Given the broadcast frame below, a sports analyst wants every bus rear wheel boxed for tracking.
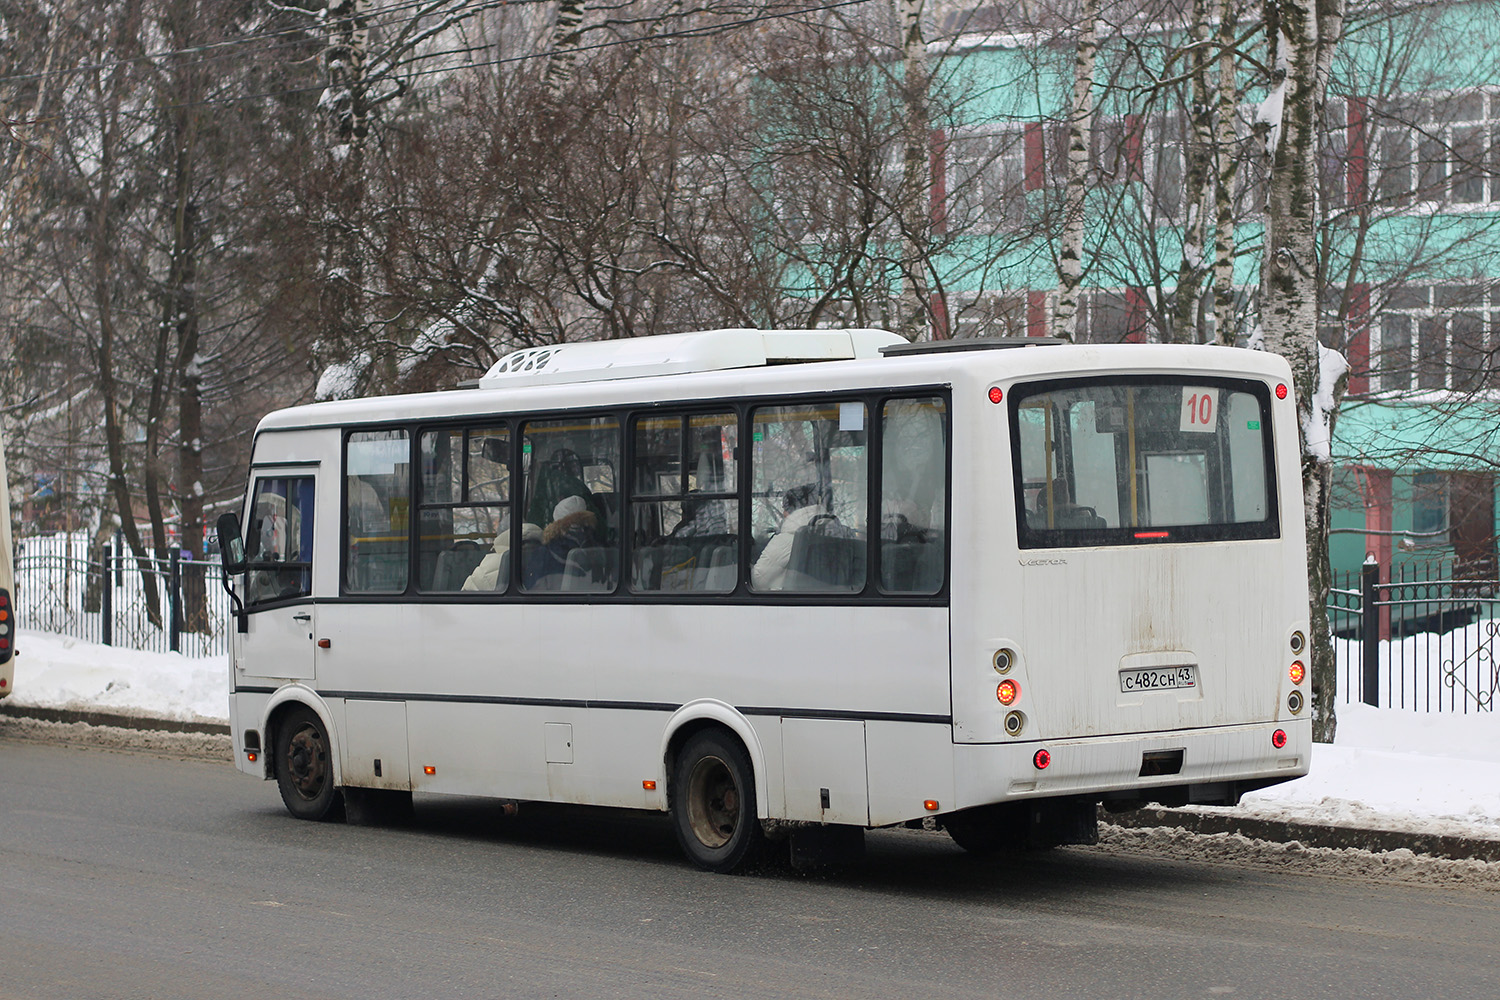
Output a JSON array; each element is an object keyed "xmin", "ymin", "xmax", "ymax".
[
  {"xmin": 275, "ymin": 705, "xmax": 344, "ymax": 822},
  {"xmin": 670, "ymin": 730, "xmax": 765, "ymax": 873}
]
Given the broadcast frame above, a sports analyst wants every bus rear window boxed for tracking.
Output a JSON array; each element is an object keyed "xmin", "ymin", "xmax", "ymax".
[{"xmin": 1010, "ymin": 377, "xmax": 1277, "ymax": 547}]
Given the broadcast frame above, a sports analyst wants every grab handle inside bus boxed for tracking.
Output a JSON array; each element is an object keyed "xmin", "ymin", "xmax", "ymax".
[{"xmin": 216, "ymin": 512, "xmax": 249, "ymax": 633}]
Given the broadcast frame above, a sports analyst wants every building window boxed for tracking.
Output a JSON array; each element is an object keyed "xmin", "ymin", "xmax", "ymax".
[
  {"xmin": 1373, "ymin": 89, "xmax": 1497, "ymax": 208},
  {"xmin": 1375, "ymin": 285, "xmax": 1497, "ymax": 392},
  {"xmin": 950, "ymin": 291, "xmax": 1027, "ymax": 338},
  {"xmin": 948, "ymin": 126, "xmax": 1029, "ymax": 227},
  {"xmin": 1411, "ymin": 471, "xmax": 1449, "ymax": 541}
]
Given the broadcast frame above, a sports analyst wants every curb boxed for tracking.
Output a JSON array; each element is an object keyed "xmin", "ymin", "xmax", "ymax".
[
  {"xmin": 1110, "ymin": 806, "xmax": 1500, "ymax": 864},
  {"xmin": 0, "ymin": 702, "xmax": 230, "ymax": 736}
]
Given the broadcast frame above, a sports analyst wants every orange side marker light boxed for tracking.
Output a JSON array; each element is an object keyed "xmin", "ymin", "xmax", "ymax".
[
  {"xmin": 423, "ymin": 765, "xmax": 437, "ymax": 775},
  {"xmin": 643, "ymin": 780, "xmax": 657, "ymax": 791}
]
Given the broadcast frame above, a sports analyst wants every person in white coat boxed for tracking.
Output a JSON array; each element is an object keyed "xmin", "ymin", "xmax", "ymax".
[
  {"xmin": 462, "ymin": 515, "xmax": 543, "ymax": 591},
  {"xmin": 751, "ymin": 485, "xmax": 826, "ymax": 591}
]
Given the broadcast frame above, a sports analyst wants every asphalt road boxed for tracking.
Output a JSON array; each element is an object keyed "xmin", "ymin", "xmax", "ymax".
[{"xmin": 2, "ymin": 733, "xmax": 1497, "ymax": 1000}]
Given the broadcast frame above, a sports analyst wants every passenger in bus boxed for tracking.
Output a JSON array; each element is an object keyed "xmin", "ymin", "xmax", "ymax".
[
  {"xmin": 751, "ymin": 484, "xmax": 827, "ymax": 591},
  {"xmin": 524, "ymin": 495, "xmax": 601, "ymax": 588},
  {"xmin": 669, "ymin": 492, "xmax": 730, "ymax": 538},
  {"xmin": 461, "ymin": 514, "xmax": 543, "ymax": 591}
]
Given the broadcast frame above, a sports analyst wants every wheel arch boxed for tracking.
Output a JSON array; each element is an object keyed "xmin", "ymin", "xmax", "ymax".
[
  {"xmin": 659, "ymin": 700, "xmax": 770, "ymax": 819},
  {"xmin": 260, "ymin": 685, "xmax": 343, "ymax": 786}
]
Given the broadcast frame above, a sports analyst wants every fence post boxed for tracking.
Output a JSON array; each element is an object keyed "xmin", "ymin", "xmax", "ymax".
[
  {"xmin": 101, "ymin": 541, "xmax": 114, "ymax": 647},
  {"xmin": 113, "ymin": 530, "xmax": 124, "ymax": 586},
  {"xmin": 1361, "ymin": 558, "xmax": 1380, "ymax": 707},
  {"xmin": 168, "ymin": 548, "xmax": 181, "ymax": 654}
]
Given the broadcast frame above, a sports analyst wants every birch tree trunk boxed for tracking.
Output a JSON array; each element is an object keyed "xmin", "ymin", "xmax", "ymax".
[
  {"xmin": 1052, "ymin": 0, "xmax": 1100, "ymax": 343},
  {"xmin": 543, "ymin": 0, "xmax": 589, "ymax": 100},
  {"xmin": 1171, "ymin": 0, "xmax": 1214, "ymax": 343},
  {"xmin": 1212, "ymin": 0, "xmax": 1241, "ymax": 345},
  {"xmin": 1257, "ymin": 0, "xmax": 1347, "ymax": 742},
  {"xmin": 893, "ymin": 0, "xmax": 933, "ymax": 340}
]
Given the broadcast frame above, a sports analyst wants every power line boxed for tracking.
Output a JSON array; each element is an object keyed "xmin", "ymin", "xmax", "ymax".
[
  {"xmin": 6, "ymin": 1, "xmax": 873, "ymax": 123},
  {"xmin": 167, "ymin": 0, "xmax": 877, "ymax": 113},
  {"xmin": 0, "ymin": 0, "xmax": 837, "ymax": 89}
]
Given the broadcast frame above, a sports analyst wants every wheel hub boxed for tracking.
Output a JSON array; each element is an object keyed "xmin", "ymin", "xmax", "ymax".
[
  {"xmin": 686, "ymin": 755, "xmax": 738, "ymax": 849},
  {"xmin": 286, "ymin": 725, "xmax": 327, "ymax": 799}
]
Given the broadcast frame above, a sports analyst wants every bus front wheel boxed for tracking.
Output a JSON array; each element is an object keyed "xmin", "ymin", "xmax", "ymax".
[
  {"xmin": 275, "ymin": 705, "xmax": 345, "ymax": 822},
  {"xmin": 670, "ymin": 730, "xmax": 765, "ymax": 873}
]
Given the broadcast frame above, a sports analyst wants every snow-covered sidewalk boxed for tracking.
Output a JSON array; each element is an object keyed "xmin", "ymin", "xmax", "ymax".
[{"xmin": 5, "ymin": 628, "xmax": 1498, "ymax": 844}]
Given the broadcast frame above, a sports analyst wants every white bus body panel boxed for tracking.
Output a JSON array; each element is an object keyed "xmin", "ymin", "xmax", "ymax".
[
  {"xmin": 312, "ymin": 601, "xmax": 950, "ymax": 822},
  {"xmin": 945, "ymin": 348, "xmax": 1309, "ymax": 760}
]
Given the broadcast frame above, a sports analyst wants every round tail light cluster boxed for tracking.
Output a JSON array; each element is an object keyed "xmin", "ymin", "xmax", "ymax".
[
  {"xmin": 997, "ymin": 679, "xmax": 1020, "ymax": 706},
  {"xmin": 1289, "ymin": 660, "xmax": 1306, "ymax": 685},
  {"xmin": 1287, "ymin": 691, "xmax": 1304, "ymax": 714},
  {"xmin": 1032, "ymin": 748, "xmax": 1051, "ymax": 770},
  {"xmin": 1004, "ymin": 710, "xmax": 1025, "ymax": 736},
  {"xmin": 1272, "ymin": 729, "xmax": 1288, "ymax": 749}
]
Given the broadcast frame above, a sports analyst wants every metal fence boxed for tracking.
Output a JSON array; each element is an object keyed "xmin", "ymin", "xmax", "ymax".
[
  {"xmin": 14, "ymin": 534, "xmax": 229, "ymax": 657},
  {"xmin": 1330, "ymin": 556, "xmax": 1498, "ymax": 713}
]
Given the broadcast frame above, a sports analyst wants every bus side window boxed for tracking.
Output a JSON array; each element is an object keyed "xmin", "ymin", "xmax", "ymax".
[
  {"xmin": 246, "ymin": 476, "xmax": 314, "ymax": 605},
  {"xmin": 418, "ymin": 426, "xmax": 512, "ymax": 592},
  {"xmin": 346, "ymin": 430, "xmax": 410, "ymax": 593},
  {"xmin": 630, "ymin": 412, "xmax": 738, "ymax": 594},
  {"xmin": 880, "ymin": 397, "xmax": 946, "ymax": 594},
  {"xmin": 750, "ymin": 401, "xmax": 868, "ymax": 593},
  {"xmin": 521, "ymin": 416, "xmax": 620, "ymax": 593}
]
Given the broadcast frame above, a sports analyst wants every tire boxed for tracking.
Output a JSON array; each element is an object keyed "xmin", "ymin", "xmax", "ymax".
[
  {"xmin": 943, "ymin": 804, "xmax": 1026, "ymax": 856},
  {"xmin": 275, "ymin": 705, "xmax": 344, "ymax": 822},
  {"xmin": 670, "ymin": 729, "xmax": 765, "ymax": 873}
]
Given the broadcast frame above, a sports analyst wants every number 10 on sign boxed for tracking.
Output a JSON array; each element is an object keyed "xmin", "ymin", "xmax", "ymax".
[{"xmin": 1179, "ymin": 386, "xmax": 1218, "ymax": 432}]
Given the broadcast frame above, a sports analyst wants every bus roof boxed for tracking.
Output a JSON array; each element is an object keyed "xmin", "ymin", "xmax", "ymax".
[
  {"xmin": 256, "ymin": 338, "xmax": 1291, "ymax": 434},
  {"xmin": 475, "ymin": 328, "xmax": 905, "ymax": 389}
]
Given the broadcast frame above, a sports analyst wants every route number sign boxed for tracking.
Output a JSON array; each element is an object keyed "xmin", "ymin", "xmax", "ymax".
[{"xmin": 1179, "ymin": 387, "xmax": 1219, "ymax": 433}]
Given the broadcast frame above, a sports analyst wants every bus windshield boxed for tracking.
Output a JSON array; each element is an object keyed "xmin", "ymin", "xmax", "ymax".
[{"xmin": 1011, "ymin": 376, "xmax": 1277, "ymax": 547}]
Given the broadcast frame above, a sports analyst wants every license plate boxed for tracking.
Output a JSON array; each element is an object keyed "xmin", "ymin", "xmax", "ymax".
[{"xmin": 1119, "ymin": 665, "xmax": 1197, "ymax": 693}]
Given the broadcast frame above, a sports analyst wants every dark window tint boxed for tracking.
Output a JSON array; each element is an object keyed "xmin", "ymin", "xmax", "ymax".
[
  {"xmin": 630, "ymin": 413, "xmax": 738, "ymax": 594},
  {"xmin": 247, "ymin": 476, "xmax": 314, "ymax": 605},
  {"xmin": 345, "ymin": 430, "xmax": 410, "ymax": 593},
  {"xmin": 521, "ymin": 416, "xmax": 620, "ymax": 593},
  {"xmin": 418, "ymin": 426, "xmax": 512, "ymax": 592},
  {"xmin": 1013, "ymin": 378, "xmax": 1276, "ymax": 548}
]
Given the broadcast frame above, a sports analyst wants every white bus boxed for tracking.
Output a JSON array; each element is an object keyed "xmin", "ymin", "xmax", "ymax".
[
  {"xmin": 218, "ymin": 329, "xmax": 1311, "ymax": 871},
  {"xmin": 0, "ymin": 422, "xmax": 13, "ymax": 696}
]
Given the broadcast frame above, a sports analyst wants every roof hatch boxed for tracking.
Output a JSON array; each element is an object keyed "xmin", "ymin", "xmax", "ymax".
[{"xmin": 476, "ymin": 328, "xmax": 906, "ymax": 388}]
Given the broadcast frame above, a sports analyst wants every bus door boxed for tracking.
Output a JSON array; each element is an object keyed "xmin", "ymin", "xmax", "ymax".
[{"xmin": 238, "ymin": 470, "xmax": 319, "ymax": 683}]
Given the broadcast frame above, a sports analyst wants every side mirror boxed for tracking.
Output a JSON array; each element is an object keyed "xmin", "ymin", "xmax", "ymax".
[{"xmin": 217, "ymin": 512, "xmax": 247, "ymax": 574}]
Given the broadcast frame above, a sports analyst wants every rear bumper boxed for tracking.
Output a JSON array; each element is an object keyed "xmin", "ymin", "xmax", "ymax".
[{"xmin": 952, "ymin": 718, "xmax": 1311, "ymax": 809}]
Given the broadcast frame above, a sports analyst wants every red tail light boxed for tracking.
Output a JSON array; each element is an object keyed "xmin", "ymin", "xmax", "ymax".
[
  {"xmin": 1033, "ymin": 748, "xmax": 1051, "ymax": 769},
  {"xmin": 1272, "ymin": 729, "xmax": 1288, "ymax": 749},
  {"xmin": 0, "ymin": 589, "xmax": 11, "ymax": 662}
]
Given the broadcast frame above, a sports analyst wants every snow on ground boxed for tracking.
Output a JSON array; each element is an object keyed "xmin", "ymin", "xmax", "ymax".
[
  {"xmin": 6, "ymin": 628, "xmax": 1499, "ymax": 843},
  {"xmin": 7, "ymin": 629, "xmax": 226, "ymax": 723}
]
